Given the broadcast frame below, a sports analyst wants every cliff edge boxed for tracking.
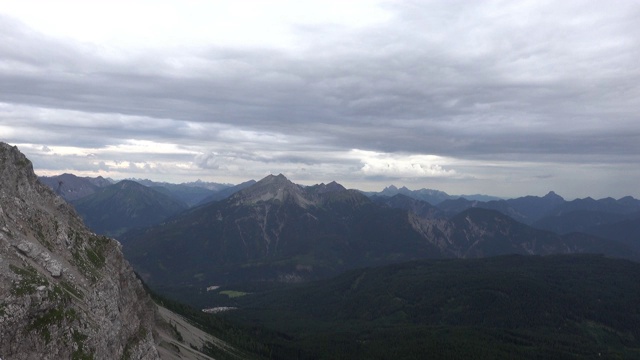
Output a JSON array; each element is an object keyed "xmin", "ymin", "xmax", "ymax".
[{"xmin": 0, "ymin": 143, "xmax": 159, "ymax": 359}]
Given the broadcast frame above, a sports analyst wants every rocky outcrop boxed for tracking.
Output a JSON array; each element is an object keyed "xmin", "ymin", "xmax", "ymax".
[{"xmin": 0, "ymin": 143, "xmax": 159, "ymax": 359}]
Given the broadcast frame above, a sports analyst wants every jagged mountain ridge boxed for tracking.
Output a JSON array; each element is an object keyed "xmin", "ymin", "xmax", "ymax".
[
  {"xmin": 366, "ymin": 185, "xmax": 503, "ymax": 204},
  {"xmin": 0, "ymin": 143, "xmax": 160, "ymax": 359},
  {"xmin": 121, "ymin": 174, "xmax": 631, "ymax": 295},
  {"xmin": 376, "ymin": 185, "xmax": 452, "ymax": 204},
  {"xmin": 71, "ymin": 180, "xmax": 189, "ymax": 237}
]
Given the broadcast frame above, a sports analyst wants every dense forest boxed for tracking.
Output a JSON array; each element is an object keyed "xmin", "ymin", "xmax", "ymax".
[{"xmin": 148, "ymin": 254, "xmax": 640, "ymax": 359}]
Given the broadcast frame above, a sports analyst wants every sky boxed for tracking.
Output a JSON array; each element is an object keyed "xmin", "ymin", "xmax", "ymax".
[{"xmin": 1, "ymin": 0, "xmax": 639, "ymax": 199}]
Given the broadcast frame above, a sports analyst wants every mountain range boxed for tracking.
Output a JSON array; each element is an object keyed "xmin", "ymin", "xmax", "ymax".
[
  {"xmin": 42, "ymin": 172, "xmax": 640, "ymax": 255},
  {"xmin": 40, "ymin": 174, "xmax": 233, "ymax": 207},
  {"xmin": 365, "ymin": 184, "xmax": 503, "ymax": 204},
  {"xmin": 433, "ymin": 193, "xmax": 640, "ymax": 251},
  {"xmin": 129, "ymin": 178, "xmax": 231, "ymax": 206},
  {"xmin": 39, "ymin": 175, "xmax": 258, "ymax": 237},
  {"xmin": 39, "ymin": 172, "xmax": 640, "ymax": 288},
  {"xmin": 119, "ymin": 174, "xmax": 636, "ymax": 302}
]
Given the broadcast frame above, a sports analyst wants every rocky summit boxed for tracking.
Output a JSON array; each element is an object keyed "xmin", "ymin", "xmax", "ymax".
[{"xmin": 0, "ymin": 143, "xmax": 159, "ymax": 359}]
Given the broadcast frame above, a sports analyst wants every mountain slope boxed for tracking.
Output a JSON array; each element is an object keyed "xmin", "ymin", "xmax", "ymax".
[
  {"xmin": 531, "ymin": 197, "xmax": 640, "ymax": 236},
  {"xmin": 196, "ymin": 180, "xmax": 257, "ymax": 206},
  {"xmin": 0, "ymin": 143, "xmax": 160, "ymax": 359},
  {"xmin": 585, "ymin": 214, "xmax": 640, "ymax": 251},
  {"xmin": 505, "ymin": 191, "xmax": 566, "ymax": 222},
  {"xmin": 444, "ymin": 208, "xmax": 630, "ymax": 258},
  {"xmin": 533, "ymin": 210, "xmax": 636, "ymax": 235},
  {"xmin": 373, "ymin": 193, "xmax": 444, "ymax": 219},
  {"xmin": 437, "ymin": 191, "xmax": 566, "ymax": 225},
  {"xmin": 39, "ymin": 173, "xmax": 112, "ymax": 201},
  {"xmin": 72, "ymin": 180, "xmax": 188, "ymax": 237}
]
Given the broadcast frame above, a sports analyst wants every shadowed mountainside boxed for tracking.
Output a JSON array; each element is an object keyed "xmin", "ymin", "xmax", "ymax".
[
  {"xmin": 72, "ymin": 180, "xmax": 189, "ymax": 237},
  {"xmin": 39, "ymin": 173, "xmax": 112, "ymax": 202}
]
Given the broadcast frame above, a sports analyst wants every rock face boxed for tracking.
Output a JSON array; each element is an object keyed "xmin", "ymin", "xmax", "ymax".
[{"xmin": 0, "ymin": 143, "xmax": 159, "ymax": 359}]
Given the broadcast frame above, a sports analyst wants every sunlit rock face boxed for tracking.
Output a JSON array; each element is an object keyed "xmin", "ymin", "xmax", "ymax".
[{"xmin": 0, "ymin": 142, "xmax": 159, "ymax": 360}]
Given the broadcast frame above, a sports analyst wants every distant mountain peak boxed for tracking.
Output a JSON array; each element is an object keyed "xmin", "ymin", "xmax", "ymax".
[
  {"xmin": 313, "ymin": 181, "xmax": 347, "ymax": 194},
  {"xmin": 544, "ymin": 191, "xmax": 563, "ymax": 199},
  {"xmin": 260, "ymin": 173, "xmax": 289, "ymax": 183},
  {"xmin": 117, "ymin": 179, "xmax": 143, "ymax": 188},
  {"xmin": 253, "ymin": 173, "xmax": 296, "ymax": 189},
  {"xmin": 385, "ymin": 185, "xmax": 399, "ymax": 191},
  {"xmin": 233, "ymin": 174, "xmax": 313, "ymax": 207}
]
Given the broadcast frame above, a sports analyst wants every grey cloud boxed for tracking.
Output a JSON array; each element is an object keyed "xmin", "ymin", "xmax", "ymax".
[
  {"xmin": 193, "ymin": 152, "xmax": 226, "ymax": 170},
  {"xmin": 2, "ymin": 2, "xmax": 640, "ymax": 198},
  {"xmin": 194, "ymin": 149, "xmax": 356, "ymax": 170}
]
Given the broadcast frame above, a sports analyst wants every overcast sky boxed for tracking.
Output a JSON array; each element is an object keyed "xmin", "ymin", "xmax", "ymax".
[{"xmin": 1, "ymin": 0, "xmax": 639, "ymax": 199}]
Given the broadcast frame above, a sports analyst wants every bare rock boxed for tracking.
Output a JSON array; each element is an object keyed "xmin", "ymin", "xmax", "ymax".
[{"xmin": 0, "ymin": 142, "xmax": 160, "ymax": 359}]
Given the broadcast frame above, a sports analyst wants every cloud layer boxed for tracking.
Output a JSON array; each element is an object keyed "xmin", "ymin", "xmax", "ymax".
[{"xmin": 1, "ymin": 0, "xmax": 639, "ymax": 198}]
